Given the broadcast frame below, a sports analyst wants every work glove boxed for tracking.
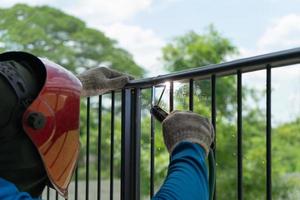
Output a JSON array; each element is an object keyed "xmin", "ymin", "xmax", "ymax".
[
  {"xmin": 162, "ymin": 111, "xmax": 214, "ymax": 155},
  {"xmin": 77, "ymin": 67, "xmax": 134, "ymax": 97}
]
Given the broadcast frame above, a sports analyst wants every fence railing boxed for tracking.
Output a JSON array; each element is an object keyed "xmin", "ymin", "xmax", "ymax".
[{"xmin": 43, "ymin": 47, "xmax": 300, "ymax": 200}]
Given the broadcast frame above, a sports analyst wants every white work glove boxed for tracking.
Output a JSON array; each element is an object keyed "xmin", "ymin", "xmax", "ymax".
[
  {"xmin": 162, "ymin": 111, "xmax": 214, "ymax": 155},
  {"xmin": 77, "ymin": 67, "xmax": 134, "ymax": 97}
]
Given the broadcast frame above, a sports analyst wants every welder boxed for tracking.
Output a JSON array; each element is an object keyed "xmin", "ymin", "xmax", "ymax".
[{"xmin": 0, "ymin": 51, "xmax": 213, "ymax": 200}]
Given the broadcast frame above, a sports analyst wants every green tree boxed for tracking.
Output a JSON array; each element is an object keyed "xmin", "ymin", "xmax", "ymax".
[
  {"xmin": 272, "ymin": 118, "xmax": 300, "ymax": 199},
  {"xmin": 0, "ymin": 4, "xmax": 145, "ymax": 77},
  {"xmin": 162, "ymin": 25, "xmax": 236, "ymax": 72},
  {"xmin": 161, "ymin": 26, "xmax": 300, "ymax": 199},
  {"xmin": 162, "ymin": 26, "xmax": 238, "ymax": 118}
]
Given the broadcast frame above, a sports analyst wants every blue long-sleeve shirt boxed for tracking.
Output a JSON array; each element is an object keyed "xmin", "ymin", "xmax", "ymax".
[
  {"xmin": 0, "ymin": 178, "xmax": 39, "ymax": 200},
  {"xmin": 152, "ymin": 141, "xmax": 209, "ymax": 200}
]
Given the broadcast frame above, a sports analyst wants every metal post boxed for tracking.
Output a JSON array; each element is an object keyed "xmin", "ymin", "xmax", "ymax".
[
  {"xmin": 266, "ymin": 65, "xmax": 272, "ymax": 200},
  {"xmin": 211, "ymin": 75, "xmax": 216, "ymax": 200},
  {"xmin": 97, "ymin": 95, "xmax": 102, "ymax": 200},
  {"xmin": 121, "ymin": 89, "xmax": 133, "ymax": 200},
  {"xmin": 237, "ymin": 71, "xmax": 243, "ymax": 200},
  {"xmin": 86, "ymin": 97, "xmax": 90, "ymax": 200},
  {"xmin": 132, "ymin": 88, "xmax": 141, "ymax": 200},
  {"xmin": 47, "ymin": 186, "xmax": 50, "ymax": 200},
  {"xmin": 75, "ymin": 166, "xmax": 78, "ymax": 200},
  {"xmin": 150, "ymin": 87, "xmax": 155, "ymax": 198},
  {"xmin": 110, "ymin": 92, "xmax": 115, "ymax": 200}
]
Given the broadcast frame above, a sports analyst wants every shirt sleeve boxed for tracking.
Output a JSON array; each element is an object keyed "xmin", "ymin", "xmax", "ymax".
[
  {"xmin": 152, "ymin": 141, "xmax": 209, "ymax": 200},
  {"xmin": 0, "ymin": 178, "xmax": 38, "ymax": 200}
]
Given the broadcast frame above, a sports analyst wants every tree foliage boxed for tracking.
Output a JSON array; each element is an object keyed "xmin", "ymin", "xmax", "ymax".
[
  {"xmin": 161, "ymin": 26, "xmax": 300, "ymax": 199},
  {"xmin": 162, "ymin": 26, "xmax": 238, "ymax": 118},
  {"xmin": 162, "ymin": 25, "xmax": 236, "ymax": 72},
  {"xmin": 0, "ymin": 4, "xmax": 145, "ymax": 77}
]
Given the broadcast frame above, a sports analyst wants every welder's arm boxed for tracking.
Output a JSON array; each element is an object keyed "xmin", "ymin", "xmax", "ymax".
[
  {"xmin": 152, "ymin": 142, "xmax": 208, "ymax": 200},
  {"xmin": 77, "ymin": 67, "xmax": 134, "ymax": 97},
  {"xmin": 152, "ymin": 111, "xmax": 214, "ymax": 200},
  {"xmin": 0, "ymin": 178, "xmax": 37, "ymax": 200}
]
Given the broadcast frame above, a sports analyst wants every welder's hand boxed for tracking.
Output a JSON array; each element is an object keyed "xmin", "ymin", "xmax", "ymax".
[
  {"xmin": 77, "ymin": 67, "xmax": 134, "ymax": 97},
  {"xmin": 162, "ymin": 111, "xmax": 214, "ymax": 155}
]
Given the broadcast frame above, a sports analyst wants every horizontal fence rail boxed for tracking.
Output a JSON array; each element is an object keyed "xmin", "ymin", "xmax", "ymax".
[
  {"xmin": 43, "ymin": 48, "xmax": 300, "ymax": 200},
  {"xmin": 126, "ymin": 48, "xmax": 300, "ymax": 88}
]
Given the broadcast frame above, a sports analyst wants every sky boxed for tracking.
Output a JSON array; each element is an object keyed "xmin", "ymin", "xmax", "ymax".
[{"xmin": 1, "ymin": 0, "xmax": 300, "ymax": 123}]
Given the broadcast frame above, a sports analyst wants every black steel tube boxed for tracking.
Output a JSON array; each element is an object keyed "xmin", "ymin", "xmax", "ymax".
[
  {"xmin": 110, "ymin": 92, "xmax": 115, "ymax": 200},
  {"xmin": 266, "ymin": 65, "xmax": 272, "ymax": 200},
  {"xmin": 169, "ymin": 81, "xmax": 174, "ymax": 112},
  {"xmin": 237, "ymin": 71, "xmax": 243, "ymax": 200},
  {"xmin": 150, "ymin": 87, "xmax": 155, "ymax": 198},
  {"xmin": 75, "ymin": 121, "xmax": 81, "ymax": 200},
  {"xmin": 97, "ymin": 95, "xmax": 102, "ymax": 200},
  {"xmin": 55, "ymin": 191, "xmax": 58, "ymax": 200},
  {"xmin": 126, "ymin": 48, "xmax": 300, "ymax": 89},
  {"xmin": 133, "ymin": 89, "xmax": 141, "ymax": 200},
  {"xmin": 121, "ymin": 89, "xmax": 133, "ymax": 200},
  {"xmin": 47, "ymin": 186, "xmax": 50, "ymax": 200},
  {"xmin": 211, "ymin": 75, "xmax": 216, "ymax": 149},
  {"xmin": 211, "ymin": 75, "xmax": 216, "ymax": 200},
  {"xmin": 189, "ymin": 79, "xmax": 194, "ymax": 111},
  {"xmin": 75, "ymin": 166, "xmax": 78, "ymax": 200},
  {"xmin": 86, "ymin": 97, "xmax": 90, "ymax": 200}
]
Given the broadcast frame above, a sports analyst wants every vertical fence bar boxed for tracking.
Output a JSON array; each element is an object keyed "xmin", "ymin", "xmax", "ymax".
[
  {"xmin": 150, "ymin": 87, "xmax": 155, "ymax": 198},
  {"xmin": 169, "ymin": 81, "xmax": 174, "ymax": 112},
  {"xmin": 55, "ymin": 191, "xmax": 58, "ymax": 200},
  {"xmin": 132, "ymin": 88, "xmax": 141, "ymax": 200},
  {"xmin": 86, "ymin": 97, "xmax": 90, "ymax": 200},
  {"xmin": 46, "ymin": 186, "xmax": 50, "ymax": 200},
  {"xmin": 211, "ymin": 75, "xmax": 216, "ymax": 149},
  {"xmin": 237, "ymin": 71, "xmax": 243, "ymax": 200},
  {"xmin": 211, "ymin": 75, "xmax": 216, "ymax": 200},
  {"xmin": 97, "ymin": 95, "xmax": 102, "ymax": 200},
  {"xmin": 75, "ymin": 165, "xmax": 78, "ymax": 200},
  {"xmin": 121, "ymin": 89, "xmax": 133, "ymax": 200},
  {"xmin": 110, "ymin": 92, "xmax": 115, "ymax": 200},
  {"xmin": 189, "ymin": 79, "xmax": 194, "ymax": 111},
  {"xmin": 266, "ymin": 65, "xmax": 272, "ymax": 200}
]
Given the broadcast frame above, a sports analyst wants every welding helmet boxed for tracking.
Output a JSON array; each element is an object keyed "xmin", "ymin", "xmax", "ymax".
[{"xmin": 0, "ymin": 52, "xmax": 82, "ymax": 198}]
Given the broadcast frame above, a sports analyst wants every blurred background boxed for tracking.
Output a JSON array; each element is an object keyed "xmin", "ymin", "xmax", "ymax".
[{"xmin": 0, "ymin": 0, "xmax": 299, "ymax": 199}]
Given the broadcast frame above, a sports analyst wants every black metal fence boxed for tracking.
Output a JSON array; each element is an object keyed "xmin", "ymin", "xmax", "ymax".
[{"xmin": 43, "ymin": 47, "xmax": 300, "ymax": 200}]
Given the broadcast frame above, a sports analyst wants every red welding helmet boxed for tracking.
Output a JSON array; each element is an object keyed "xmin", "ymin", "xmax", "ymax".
[{"xmin": 0, "ymin": 52, "xmax": 82, "ymax": 198}]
